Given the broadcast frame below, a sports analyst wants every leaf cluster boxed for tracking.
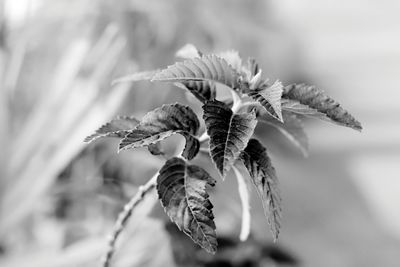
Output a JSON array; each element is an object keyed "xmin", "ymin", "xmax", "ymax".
[{"xmin": 86, "ymin": 44, "xmax": 362, "ymax": 254}]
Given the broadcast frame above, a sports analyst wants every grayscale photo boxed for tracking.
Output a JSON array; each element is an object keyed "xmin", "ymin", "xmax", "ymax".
[{"xmin": 0, "ymin": 0, "xmax": 399, "ymax": 266}]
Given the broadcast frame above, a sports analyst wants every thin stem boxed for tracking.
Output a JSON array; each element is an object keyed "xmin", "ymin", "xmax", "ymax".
[
  {"xmin": 102, "ymin": 172, "xmax": 158, "ymax": 267},
  {"xmin": 198, "ymin": 131, "xmax": 209, "ymax": 143},
  {"xmin": 231, "ymin": 90, "xmax": 242, "ymax": 113}
]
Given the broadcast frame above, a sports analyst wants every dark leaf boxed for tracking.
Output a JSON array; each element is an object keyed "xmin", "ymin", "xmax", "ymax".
[
  {"xmin": 258, "ymin": 111, "xmax": 308, "ymax": 157},
  {"xmin": 174, "ymin": 81, "xmax": 216, "ymax": 103},
  {"xmin": 203, "ymin": 100, "xmax": 257, "ymax": 178},
  {"xmin": 119, "ymin": 103, "xmax": 200, "ymax": 160},
  {"xmin": 282, "ymin": 84, "xmax": 362, "ymax": 131},
  {"xmin": 84, "ymin": 116, "xmax": 139, "ymax": 143},
  {"xmin": 157, "ymin": 157, "xmax": 217, "ymax": 254},
  {"xmin": 147, "ymin": 142, "xmax": 165, "ymax": 156},
  {"xmin": 240, "ymin": 139, "xmax": 281, "ymax": 241},
  {"xmin": 181, "ymin": 132, "xmax": 200, "ymax": 160},
  {"xmin": 152, "ymin": 55, "xmax": 241, "ymax": 90},
  {"xmin": 246, "ymin": 80, "xmax": 283, "ymax": 122}
]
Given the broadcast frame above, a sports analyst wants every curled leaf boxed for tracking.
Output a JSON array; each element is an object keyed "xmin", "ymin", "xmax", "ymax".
[
  {"xmin": 246, "ymin": 80, "xmax": 283, "ymax": 122},
  {"xmin": 157, "ymin": 157, "xmax": 217, "ymax": 254},
  {"xmin": 119, "ymin": 103, "xmax": 200, "ymax": 160},
  {"xmin": 240, "ymin": 139, "xmax": 281, "ymax": 241},
  {"xmin": 203, "ymin": 100, "xmax": 257, "ymax": 178},
  {"xmin": 152, "ymin": 55, "xmax": 241, "ymax": 90},
  {"xmin": 282, "ymin": 84, "xmax": 362, "ymax": 131}
]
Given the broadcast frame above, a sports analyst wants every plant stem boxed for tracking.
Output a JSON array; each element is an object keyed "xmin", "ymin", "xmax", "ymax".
[
  {"xmin": 102, "ymin": 172, "xmax": 158, "ymax": 267},
  {"xmin": 198, "ymin": 131, "xmax": 209, "ymax": 143},
  {"xmin": 231, "ymin": 90, "xmax": 242, "ymax": 113}
]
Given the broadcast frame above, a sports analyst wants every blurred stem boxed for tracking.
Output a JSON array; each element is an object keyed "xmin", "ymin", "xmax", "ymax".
[{"xmin": 102, "ymin": 172, "xmax": 158, "ymax": 267}]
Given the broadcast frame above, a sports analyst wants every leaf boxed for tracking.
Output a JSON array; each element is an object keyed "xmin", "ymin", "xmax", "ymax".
[
  {"xmin": 111, "ymin": 70, "xmax": 159, "ymax": 85},
  {"xmin": 217, "ymin": 50, "xmax": 242, "ymax": 73},
  {"xmin": 240, "ymin": 139, "xmax": 281, "ymax": 241},
  {"xmin": 84, "ymin": 116, "xmax": 139, "ymax": 143},
  {"xmin": 181, "ymin": 132, "xmax": 200, "ymax": 160},
  {"xmin": 119, "ymin": 103, "xmax": 200, "ymax": 160},
  {"xmin": 203, "ymin": 100, "xmax": 257, "ymax": 178},
  {"xmin": 147, "ymin": 142, "xmax": 165, "ymax": 156},
  {"xmin": 157, "ymin": 157, "xmax": 217, "ymax": 254},
  {"xmin": 152, "ymin": 55, "xmax": 241, "ymax": 90},
  {"xmin": 282, "ymin": 84, "xmax": 362, "ymax": 131},
  {"xmin": 246, "ymin": 80, "xmax": 283, "ymax": 122},
  {"xmin": 258, "ymin": 111, "xmax": 309, "ymax": 157},
  {"xmin": 175, "ymin": 43, "xmax": 202, "ymax": 59},
  {"xmin": 174, "ymin": 81, "xmax": 216, "ymax": 103},
  {"xmin": 232, "ymin": 166, "xmax": 251, "ymax": 242},
  {"xmin": 246, "ymin": 58, "xmax": 260, "ymax": 77},
  {"xmin": 281, "ymin": 98, "xmax": 327, "ymax": 119}
]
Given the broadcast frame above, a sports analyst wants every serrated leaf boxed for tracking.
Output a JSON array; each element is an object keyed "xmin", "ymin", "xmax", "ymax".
[
  {"xmin": 258, "ymin": 111, "xmax": 309, "ymax": 157},
  {"xmin": 174, "ymin": 81, "xmax": 216, "ymax": 103},
  {"xmin": 203, "ymin": 100, "xmax": 257, "ymax": 178},
  {"xmin": 282, "ymin": 84, "xmax": 362, "ymax": 131},
  {"xmin": 84, "ymin": 116, "xmax": 139, "ymax": 143},
  {"xmin": 175, "ymin": 43, "xmax": 202, "ymax": 59},
  {"xmin": 152, "ymin": 55, "xmax": 241, "ymax": 90},
  {"xmin": 240, "ymin": 139, "xmax": 281, "ymax": 241},
  {"xmin": 119, "ymin": 103, "xmax": 200, "ymax": 160},
  {"xmin": 246, "ymin": 80, "xmax": 283, "ymax": 122},
  {"xmin": 111, "ymin": 70, "xmax": 159, "ymax": 85},
  {"xmin": 217, "ymin": 50, "xmax": 242, "ymax": 73},
  {"xmin": 157, "ymin": 157, "xmax": 217, "ymax": 254}
]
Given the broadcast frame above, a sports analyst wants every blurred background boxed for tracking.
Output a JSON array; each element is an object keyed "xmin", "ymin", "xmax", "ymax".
[{"xmin": 0, "ymin": 0, "xmax": 399, "ymax": 266}]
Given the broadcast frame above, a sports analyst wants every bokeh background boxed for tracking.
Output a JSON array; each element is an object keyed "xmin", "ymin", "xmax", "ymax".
[{"xmin": 0, "ymin": 0, "xmax": 399, "ymax": 266}]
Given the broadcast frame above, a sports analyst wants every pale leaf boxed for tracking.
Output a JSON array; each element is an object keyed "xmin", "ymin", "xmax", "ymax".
[
  {"xmin": 258, "ymin": 111, "xmax": 309, "ymax": 157},
  {"xmin": 84, "ymin": 116, "xmax": 139, "ymax": 143},
  {"xmin": 152, "ymin": 55, "xmax": 241, "ymax": 90},
  {"xmin": 247, "ymin": 80, "xmax": 283, "ymax": 122}
]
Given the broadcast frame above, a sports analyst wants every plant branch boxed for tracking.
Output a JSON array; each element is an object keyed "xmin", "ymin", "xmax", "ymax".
[{"xmin": 102, "ymin": 172, "xmax": 158, "ymax": 267}]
